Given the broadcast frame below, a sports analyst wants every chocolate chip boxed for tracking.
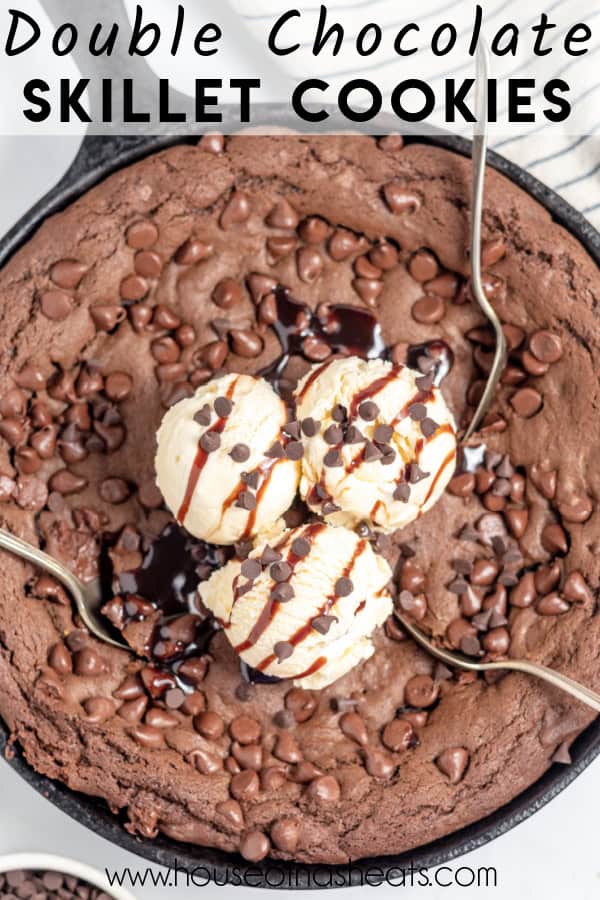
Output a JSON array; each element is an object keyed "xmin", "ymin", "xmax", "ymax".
[
  {"xmin": 436, "ymin": 747, "xmax": 469, "ymax": 783},
  {"xmin": 311, "ymin": 614, "xmax": 338, "ymax": 634},
  {"xmin": 230, "ymin": 715, "xmax": 261, "ymax": 745},
  {"xmin": 286, "ymin": 441, "xmax": 303, "ymax": 460},
  {"xmin": 274, "ymin": 641, "xmax": 294, "ymax": 663},
  {"xmin": 241, "ymin": 558, "xmax": 262, "ymax": 580},
  {"xmin": 128, "ymin": 723, "xmax": 166, "ymax": 749},
  {"xmin": 230, "ymin": 443, "xmax": 250, "ymax": 463},
  {"xmin": 416, "ymin": 372, "xmax": 435, "ymax": 391},
  {"xmin": 99, "ymin": 477, "xmax": 131, "ymax": 504},
  {"xmin": 301, "ymin": 417, "xmax": 319, "ymax": 437},
  {"xmin": 393, "ymin": 482, "xmax": 411, "ymax": 502},
  {"xmin": 382, "ymin": 718, "xmax": 416, "ymax": 752},
  {"xmin": 364, "ymin": 441, "xmax": 383, "ymax": 462},
  {"xmin": 271, "ymin": 560, "xmax": 292, "ymax": 582},
  {"xmin": 50, "ymin": 258, "xmax": 87, "ymax": 289},
  {"xmin": 273, "ymin": 709, "xmax": 296, "ymax": 729},
  {"xmin": 240, "ymin": 830, "xmax": 270, "ymax": 862},
  {"xmin": 266, "ymin": 440, "xmax": 285, "ymax": 459},
  {"xmin": 383, "ymin": 184, "xmax": 421, "ymax": 215},
  {"xmin": 364, "ymin": 747, "xmax": 395, "ymax": 779},
  {"xmin": 213, "ymin": 278, "xmax": 244, "ymax": 309},
  {"xmin": 49, "ymin": 468, "xmax": 88, "ymax": 495},
  {"xmin": 40, "ymin": 289, "xmax": 73, "ymax": 321},
  {"xmin": 241, "ymin": 470, "xmax": 260, "ymax": 489},
  {"xmin": 291, "ymin": 537, "xmax": 311, "ymax": 558},
  {"xmin": 408, "ymin": 464, "xmax": 430, "ymax": 484},
  {"xmin": 397, "ymin": 590, "xmax": 426, "ymax": 619},
  {"xmin": 345, "ymin": 425, "xmax": 364, "ymax": 444},
  {"xmin": 297, "ymin": 246, "xmax": 324, "ymax": 284},
  {"xmin": 271, "ymin": 817, "xmax": 300, "ymax": 853},
  {"xmin": 120, "ymin": 274, "xmax": 148, "ymax": 302},
  {"xmin": 272, "ymin": 583, "xmax": 295, "ymax": 602},
  {"xmin": 281, "ymin": 420, "xmax": 299, "ymax": 441},
  {"xmin": 302, "ymin": 336, "xmax": 331, "ymax": 361},
  {"xmin": 476, "ymin": 512, "xmax": 507, "ymax": 548},
  {"xmin": 541, "ymin": 522, "xmax": 569, "ymax": 555},
  {"xmin": 48, "ymin": 642, "xmax": 72, "ymax": 675},
  {"xmin": 558, "ymin": 494, "xmax": 593, "ymax": 524},
  {"xmin": 409, "ymin": 249, "xmax": 439, "ymax": 283},
  {"xmin": 412, "ymin": 295, "xmax": 445, "ymax": 324},
  {"xmin": 358, "ymin": 401, "xmax": 379, "ymax": 421},
  {"xmin": 175, "ymin": 237, "xmax": 212, "ymax": 265},
  {"xmin": 355, "ymin": 257, "xmax": 382, "ymax": 280},
  {"xmin": 324, "ymin": 448, "xmax": 343, "ymax": 467},
  {"xmin": 510, "ymin": 387, "xmax": 543, "ymax": 418},
  {"xmin": 193, "ymin": 405, "xmax": 211, "ymax": 428},
  {"xmin": 529, "ymin": 330, "xmax": 562, "ymax": 364},
  {"xmin": 236, "ymin": 490, "xmax": 256, "ymax": 511},
  {"xmin": 306, "ymin": 774, "xmax": 340, "ymax": 803},
  {"xmin": 267, "ymin": 198, "xmax": 299, "ymax": 229},
  {"xmin": 220, "ymin": 190, "xmax": 251, "ymax": 229},
  {"xmin": 194, "ymin": 710, "xmax": 225, "ymax": 740},
  {"xmin": 322, "ymin": 500, "xmax": 341, "ymax": 514},
  {"xmin": 460, "ymin": 634, "xmax": 482, "ymax": 656},
  {"xmin": 15, "ymin": 363, "xmax": 48, "ymax": 391},
  {"xmin": 84, "ymin": 696, "xmax": 116, "ymax": 723},
  {"xmin": 126, "ymin": 220, "xmax": 158, "ymax": 249},
  {"xmin": 353, "ymin": 277, "xmax": 383, "ymax": 307},
  {"xmin": 323, "ymin": 424, "xmax": 343, "ymax": 444},
  {"xmin": 434, "ymin": 662, "xmax": 453, "ymax": 681},
  {"xmin": 214, "ymin": 396, "xmax": 233, "ymax": 418},
  {"xmin": 73, "ymin": 647, "xmax": 105, "ymax": 677},
  {"xmin": 200, "ymin": 431, "xmax": 221, "ymax": 453},
  {"xmin": 298, "ymin": 215, "xmax": 330, "ymax": 243},
  {"xmin": 340, "ymin": 711, "xmax": 368, "ymax": 745},
  {"xmin": 536, "ymin": 592, "xmax": 570, "ymax": 615},
  {"xmin": 335, "ymin": 576, "xmax": 353, "ymax": 597},
  {"xmin": 421, "ymin": 418, "xmax": 438, "ymax": 438},
  {"xmin": 404, "ymin": 674, "xmax": 439, "ymax": 708},
  {"xmin": 229, "ymin": 768, "xmax": 260, "ymax": 802},
  {"xmin": 230, "ymin": 328, "xmax": 264, "ymax": 358},
  {"xmin": 374, "ymin": 423, "xmax": 393, "ymax": 443},
  {"xmin": 261, "ymin": 545, "xmax": 282, "ymax": 565}
]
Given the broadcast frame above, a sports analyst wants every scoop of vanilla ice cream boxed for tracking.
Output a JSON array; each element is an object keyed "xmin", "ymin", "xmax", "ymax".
[
  {"xmin": 295, "ymin": 357, "xmax": 457, "ymax": 533},
  {"xmin": 155, "ymin": 373, "xmax": 300, "ymax": 544},
  {"xmin": 198, "ymin": 523, "xmax": 392, "ymax": 689}
]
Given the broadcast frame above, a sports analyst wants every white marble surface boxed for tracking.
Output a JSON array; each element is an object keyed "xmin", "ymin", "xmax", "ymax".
[{"xmin": 1, "ymin": 135, "xmax": 599, "ymax": 899}]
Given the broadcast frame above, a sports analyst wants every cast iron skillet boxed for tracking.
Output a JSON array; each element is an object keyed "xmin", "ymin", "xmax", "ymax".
[{"xmin": 0, "ymin": 127, "xmax": 599, "ymax": 888}]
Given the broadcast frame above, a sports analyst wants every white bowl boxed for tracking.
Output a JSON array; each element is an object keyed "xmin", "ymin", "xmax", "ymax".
[{"xmin": 0, "ymin": 852, "xmax": 137, "ymax": 899}]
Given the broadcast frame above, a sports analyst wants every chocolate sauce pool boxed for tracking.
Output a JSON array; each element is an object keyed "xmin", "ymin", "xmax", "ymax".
[
  {"xmin": 100, "ymin": 284, "xmax": 456, "ymax": 684},
  {"xmin": 261, "ymin": 286, "xmax": 387, "ymax": 393},
  {"xmin": 118, "ymin": 523, "xmax": 212, "ymax": 616}
]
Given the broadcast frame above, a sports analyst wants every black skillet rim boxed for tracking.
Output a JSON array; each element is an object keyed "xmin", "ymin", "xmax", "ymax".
[{"xmin": 1, "ymin": 127, "xmax": 599, "ymax": 888}]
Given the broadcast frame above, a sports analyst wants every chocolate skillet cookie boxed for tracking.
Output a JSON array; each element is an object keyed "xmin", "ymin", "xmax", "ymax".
[{"xmin": 0, "ymin": 134, "xmax": 599, "ymax": 865}]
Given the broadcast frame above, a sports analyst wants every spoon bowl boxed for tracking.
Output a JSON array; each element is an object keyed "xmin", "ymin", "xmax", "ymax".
[{"xmin": 0, "ymin": 528, "xmax": 130, "ymax": 653}]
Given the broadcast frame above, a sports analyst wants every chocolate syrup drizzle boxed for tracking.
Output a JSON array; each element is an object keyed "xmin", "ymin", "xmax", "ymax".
[
  {"xmin": 101, "ymin": 284, "xmax": 455, "ymax": 685},
  {"xmin": 261, "ymin": 286, "xmax": 387, "ymax": 393}
]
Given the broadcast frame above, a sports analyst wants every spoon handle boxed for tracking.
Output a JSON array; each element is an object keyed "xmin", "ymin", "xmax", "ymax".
[
  {"xmin": 496, "ymin": 658, "xmax": 600, "ymax": 713},
  {"xmin": 463, "ymin": 41, "xmax": 507, "ymax": 441},
  {"xmin": 0, "ymin": 528, "xmax": 84, "ymax": 600},
  {"xmin": 399, "ymin": 613, "xmax": 600, "ymax": 714}
]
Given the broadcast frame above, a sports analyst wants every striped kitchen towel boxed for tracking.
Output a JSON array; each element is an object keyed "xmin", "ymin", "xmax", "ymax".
[{"xmin": 230, "ymin": 0, "xmax": 600, "ymax": 230}]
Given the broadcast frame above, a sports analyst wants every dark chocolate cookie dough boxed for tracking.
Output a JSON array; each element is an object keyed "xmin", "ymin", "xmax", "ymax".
[{"xmin": 0, "ymin": 134, "xmax": 599, "ymax": 864}]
